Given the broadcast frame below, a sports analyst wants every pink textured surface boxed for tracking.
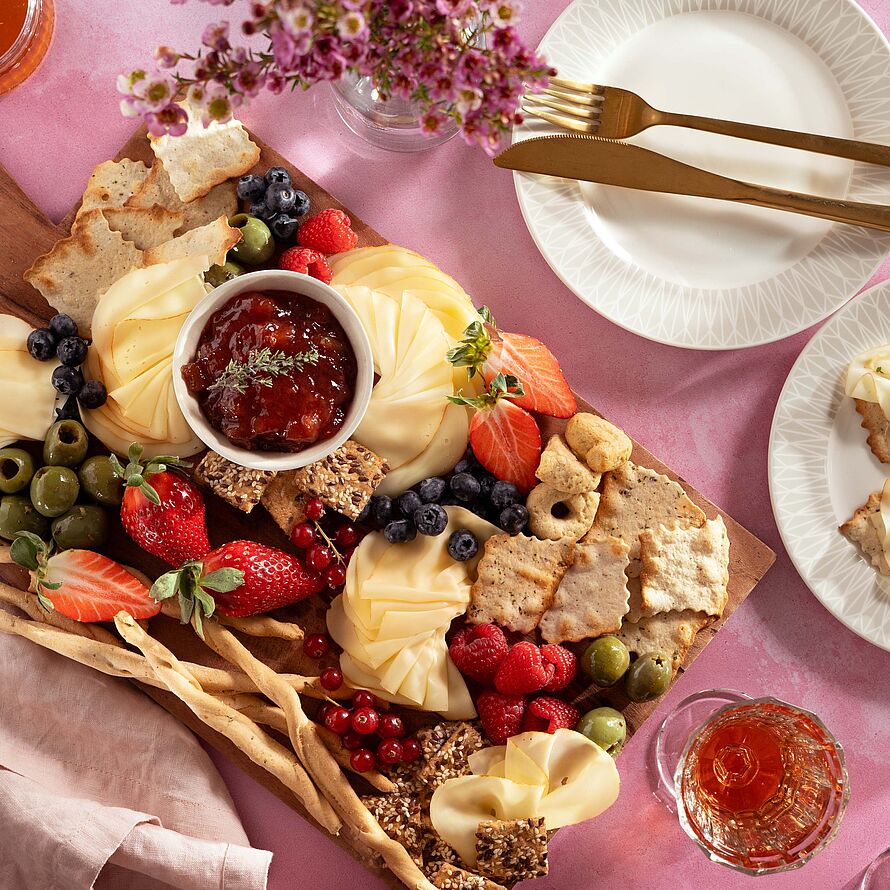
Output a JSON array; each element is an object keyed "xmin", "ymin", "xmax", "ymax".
[{"xmin": 3, "ymin": 2, "xmax": 890, "ymax": 888}]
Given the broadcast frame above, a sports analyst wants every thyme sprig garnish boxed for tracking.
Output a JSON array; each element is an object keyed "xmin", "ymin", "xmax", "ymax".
[{"xmin": 208, "ymin": 346, "xmax": 319, "ymax": 394}]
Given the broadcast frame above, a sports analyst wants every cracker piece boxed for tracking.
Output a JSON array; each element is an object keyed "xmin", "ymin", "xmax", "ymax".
[
  {"xmin": 144, "ymin": 215, "xmax": 241, "ymax": 267},
  {"xmin": 102, "ymin": 206, "xmax": 185, "ymax": 250},
  {"xmin": 565, "ymin": 413, "xmax": 632, "ymax": 474},
  {"xmin": 526, "ymin": 483, "xmax": 599, "ymax": 542},
  {"xmin": 24, "ymin": 209, "xmax": 143, "ymax": 334},
  {"xmin": 839, "ymin": 491, "xmax": 890, "ymax": 575},
  {"xmin": 260, "ymin": 472, "xmax": 309, "ymax": 535},
  {"xmin": 475, "ymin": 818, "xmax": 548, "ymax": 882},
  {"xmin": 539, "ymin": 536, "xmax": 630, "ymax": 643},
  {"xmin": 150, "ymin": 107, "xmax": 261, "ymax": 203},
  {"xmin": 415, "ymin": 722, "xmax": 484, "ymax": 791},
  {"xmin": 618, "ymin": 609, "xmax": 710, "ymax": 672},
  {"xmin": 433, "ymin": 864, "xmax": 507, "ymax": 890},
  {"xmin": 416, "ymin": 722, "xmax": 464, "ymax": 761},
  {"xmin": 77, "ymin": 159, "xmax": 149, "ymax": 217},
  {"xmin": 291, "ymin": 440, "xmax": 389, "ymax": 520},
  {"xmin": 422, "ymin": 836, "xmax": 463, "ymax": 880},
  {"xmin": 193, "ymin": 450, "xmax": 276, "ymax": 513},
  {"xmin": 362, "ymin": 794, "xmax": 424, "ymax": 865},
  {"xmin": 855, "ymin": 399, "xmax": 890, "ymax": 464},
  {"xmin": 468, "ymin": 535, "xmax": 574, "ymax": 633},
  {"xmin": 639, "ymin": 517, "xmax": 730, "ymax": 618},
  {"xmin": 586, "ymin": 461, "xmax": 706, "ymax": 560},
  {"xmin": 536, "ymin": 434, "xmax": 600, "ymax": 494}
]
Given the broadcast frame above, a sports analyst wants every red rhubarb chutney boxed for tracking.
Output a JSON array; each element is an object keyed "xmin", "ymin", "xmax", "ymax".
[{"xmin": 181, "ymin": 291, "xmax": 357, "ymax": 452}]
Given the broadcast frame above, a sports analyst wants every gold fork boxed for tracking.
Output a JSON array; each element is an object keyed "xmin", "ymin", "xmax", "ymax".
[{"xmin": 523, "ymin": 77, "xmax": 890, "ymax": 167}]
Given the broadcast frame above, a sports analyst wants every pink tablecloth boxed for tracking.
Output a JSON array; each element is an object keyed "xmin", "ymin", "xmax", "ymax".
[{"xmin": 3, "ymin": 2, "xmax": 890, "ymax": 887}]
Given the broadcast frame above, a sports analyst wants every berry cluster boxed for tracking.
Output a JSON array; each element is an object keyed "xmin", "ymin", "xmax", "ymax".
[
  {"xmin": 237, "ymin": 166, "xmax": 310, "ymax": 242},
  {"xmin": 289, "ymin": 498, "xmax": 361, "ymax": 590}
]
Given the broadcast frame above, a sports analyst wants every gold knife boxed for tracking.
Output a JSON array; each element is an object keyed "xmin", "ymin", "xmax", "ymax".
[{"xmin": 494, "ymin": 134, "xmax": 890, "ymax": 233}]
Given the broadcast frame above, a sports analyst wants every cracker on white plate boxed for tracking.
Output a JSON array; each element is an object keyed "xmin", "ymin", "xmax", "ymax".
[
  {"xmin": 102, "ymin": 206, "xmax": 184, "ymax": 250},
  {"xmin": 839, "ymin": 490, "xmax": 890, "ymax": 575},
  {"xmin": 618, "ymin": 609, "xmax": 710, "ymax": 672},
  {"xmin": 639, "ymin": 517, "xmax": 730, "ymax": 618},
  {"xmin": 76, "ymin": 158, "xmax": 149, "ymax": 219},
  {"xmin": 854, "ymin": 400, "xmax": 890, "ymax": 464},
  {"xmin": 144, "ymin": 216, "xmax": 241, "ymax": 267},
  {"xmin": 539, "ymin": 535, "xmax": 630, "ymax": 643}
]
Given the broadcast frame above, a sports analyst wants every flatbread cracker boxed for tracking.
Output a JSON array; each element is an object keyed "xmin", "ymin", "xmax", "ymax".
[
  {"xmin": 618, "ymin": 609, "xmax": 710, "ymax": 672},
  {"xmin": 839, "ymin": 491, "xmax": 890, "ymax": 575},
  {"xmin": 535, "ymin": 434, "xmax": 600, "ymax": 494},
  {"xmin": 475, "ymin": 818, "xmax": 548, "ymax": 882},
  {"xmin": 539, "ymin": 536, "xmax": 630, "ymax": 643},
  {"xmin": 855, "ymin": 399, "xmax": 890, "ymax": 464},
  {"xmin": 76, "ymin": 158, "xmax": 149, "ymax": 218},
  {"xmin": 24, "ymin": 209, "xmax": 143, "ymax": 334},
  {"xmin": 144, "ymin": 216, "xmax": 241, "ymax": 267},
  {"xmin": 261, "ymin": 472, "xmax": 309, "ymax": 535},
  {"xmin": 102, "ymin": 206, "xmax": 184, "ymax": 250},
  {"xmin": 468, "ymin": 534, "xmax": 574, "ymax": 633}
]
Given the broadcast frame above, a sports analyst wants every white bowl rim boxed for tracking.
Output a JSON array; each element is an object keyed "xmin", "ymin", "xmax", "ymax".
[{"xmin": 172, "ymin": 269, "xmax": 374, "ymax": 471}]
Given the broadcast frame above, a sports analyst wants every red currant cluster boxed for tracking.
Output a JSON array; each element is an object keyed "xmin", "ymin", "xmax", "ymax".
[
  {"xmin": 290, "ymin": 498, "xmax": 361, "ymax": 590},
  {"xmin": 303, "ymin": 633, "xmax": 344, "ymax": 691},
  {"xmin": 318, "ymin": 691, "xmax": 423, "ymax": 774}
]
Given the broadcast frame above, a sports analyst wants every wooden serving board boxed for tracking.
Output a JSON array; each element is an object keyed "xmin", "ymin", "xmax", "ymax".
[{"xmin": 0, "ymin": 129, "xmax": 775, "ymax": 886}]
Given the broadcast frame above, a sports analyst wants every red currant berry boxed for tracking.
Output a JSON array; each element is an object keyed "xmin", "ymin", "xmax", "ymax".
[
  {"xmin": 376, "ymin": 738, "xmax": 404, "ymax": 765},
  {"xmin": 325, "ymin": 564, "xmax": 346, "ymax": 588},
  {"xmin": 306, "ymin": 498, "xmax": 326, "ymax": 521},
  {"xmin": 317, "ymin": 703, "xmax": 334, "ymax": 723},
  {"xmin": 377, "ymin": 713, "xmax": 405, "ymax": 739},
  {"xmin": 350, "ymin": 748, "xmax": 376, "ymax": 773},
  {"xmin": 290, "ymin": 521, "xmax": 317, "ymax": 549},
  {"xmin": 307, "ymin": 544, "xmax": 333, "ymax": 571},
  {"xmin": 335, "ymin": 524, "xmax": 359, "ymax": 549},
  {"xmin": 303, "ymin": 633, "xmax": 330, "ymax": 659},
  {"xmin": 319, "ymin": 666, "xmax": 343, "ymax": 691},
  {"xmin": 324, "ymin": 706, "xmax": 351, "ymax": 735},
  {"xmin": 401, "ymin": 737, "xmax": 422, "ymax": 763},
  {"xmin": 341, "ymin": 730, "xmax": 363, "ymax": 751},
  {"xmin": 351, "ymin": 706, "xmax": 380, "ymax": 735},
  {"xmin": 342, "ymin": 547, "xmax": 356, "ymax": 565},
  {"xmin": 352, "ymin": 690, "xmax": 377, "ymax": 709}
]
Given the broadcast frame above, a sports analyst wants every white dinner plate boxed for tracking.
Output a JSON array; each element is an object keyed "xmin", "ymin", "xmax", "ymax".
[
  {"xmin": 770, "ymin": 280, "xmax": 890, "ymax": 651},
  {"xmin": 513, "ymin": 0, "xmax": 890, "ymax": 349}
]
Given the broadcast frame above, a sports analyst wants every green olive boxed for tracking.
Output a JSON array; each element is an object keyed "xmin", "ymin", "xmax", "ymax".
[
  {"xmin": 625, "ymin": 652, "xmax": 673, "ymax": 702},
  {"xmin": 78, "ymin": 455, "xmax": 124, "ymax": 505},
  {"xmin": 0, "ymin": 448, "xmax": 35, "ymax": 494},
  {"xmin": 576, "ymin": 707, "xmax": 627, "ymax": 757},
  {"xmin": 228, "ymin": 214, "xmax": 275, "ymax": 265},
  {"xmin": 30, "ymin": 466, "xmax": 80, "ymax": 518},
  {"xmin": 51, "ymin": 505, "xmax": 109, "ymax": 550},
  {"xmin": 581, "ymin": 635, "xmax": 630, "ymax": 687},
  {"xmin": 205, "ymin": 260, "xmax": 246, "ymax": 288},
  {"xmin": 0, "ymin": 495, "xmax": 49, "ymax": 541},
  {"xmin": 43, "ymin": 420, "xmax": 89, "ymax": 468}
]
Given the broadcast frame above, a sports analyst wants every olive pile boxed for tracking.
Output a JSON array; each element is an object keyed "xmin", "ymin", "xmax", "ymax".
[{"xmin": 0, "ymin": 420, "xmax": 122, "ymax": 550}]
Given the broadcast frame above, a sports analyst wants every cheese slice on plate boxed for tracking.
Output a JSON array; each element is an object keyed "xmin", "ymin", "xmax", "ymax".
[{"xmin": 0, "ymin": 329, "xmax": 57, "ymax": 444}]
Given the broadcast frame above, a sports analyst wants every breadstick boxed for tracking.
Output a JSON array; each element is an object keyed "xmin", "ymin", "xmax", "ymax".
[
  {"xmin": 219, "ymin": 613, "xmax": 305, "ymax": 641},
  {"xmin": 114, "ymin": 612, "xmax": 341, "ymax": 835}
]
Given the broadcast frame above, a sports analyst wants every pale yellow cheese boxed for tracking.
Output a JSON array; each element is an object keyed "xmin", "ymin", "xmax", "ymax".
[
  {"xmin": 0, "ymin": 334, "xmax": 56, "ymax": 444},
  {"xmin": 846, "ymin": 343, "xmax": 890, "ymax": 418},
  {"xmin": 0, "ymin": 315, "xmax": 36, "ymax": 349}
]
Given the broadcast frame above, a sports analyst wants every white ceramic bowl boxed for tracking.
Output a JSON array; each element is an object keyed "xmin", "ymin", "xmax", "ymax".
[{"xmin": 172, "ymin": 270, "xmax": 373, "ymax": 471}]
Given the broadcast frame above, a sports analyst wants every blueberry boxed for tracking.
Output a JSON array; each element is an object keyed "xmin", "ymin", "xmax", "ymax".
[
  {"xmin": 369, "ymin": 495, "xmax": 393, "ymax": 529},
  {"xmin": 447, "ymin": 529, "xmax": 478, "ymax": 561},
  {"xmin": 237, "ymin": 173, "xmax": 266, "ymax": 202},
  {"xmin": 490, "ymin": 480, "xmax": 520, "ymax": 509},
  {"xmin": 265, "ymin": 182, "xmax": 297, "ymax": 213},
  {"xmin": 414, "ymin": 503, "xmax": 448, "ymax": 536},
  {"xmin": 356, "ymin": 500, "xmax": 372, "ymax": 523},
  {"xmin": 55, "ymin": 395, "xmax": 81, "ymax": 422},
  {"xmin": 450, "ymin": 472, "xmax": 481, "ymax": 502},
  {"xmin": 292, "ymin": 189, "xmax": 310, "ymax": 218},
  {"xmin": 249, "ymin": 200, "xmax": 277, "ymax": 224},
  {"xmin": 419, "ymin": 476, "xmax": 446, "ymax": 503},
  {"xmin": 264, "ymin": 166, "xmax": 291, "ymax": 187},
  {"xmin": 52, "ymin": 365, "xmax": 84, "ymax": 395},
  {"xmin": 397, "ymin": 490, "xmax": 423, "ymax": 517},
  {"xmin": 270, "ymin": 213, "xmax": 299, "ymax": 241},
  {"xmin": 26, "ymin": 328, "xmax": 56, "ymax": 361},
  {"xmin": 384, "ymin": 518, "xmax": 416, "ymax": 544},
  {"xmin": 56, "ymin": 336, "xmax": 88, "ymax": 367},
  {"xmin": 453, "ymin": 457, "xmax": 478, "ymax": 476},
  {"xmin": 49, "ymin": 314, "xmax": 78, "ymax": 340},
  {"xmin": 499, "ymin": 503, "xmax": 529, "ymax": 535},
  {"xmin": 77, "ymin": 379, "xmax": 107, "ymax": 409},
  {"xmin": 477, "ymin": 473, "xmax": 495, "ymax": 501}
]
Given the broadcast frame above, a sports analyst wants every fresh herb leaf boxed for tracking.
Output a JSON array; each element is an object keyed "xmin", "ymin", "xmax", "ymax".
[{"xmin": 208, "ymin": 346, "xmax": 319, "ymax": 395}]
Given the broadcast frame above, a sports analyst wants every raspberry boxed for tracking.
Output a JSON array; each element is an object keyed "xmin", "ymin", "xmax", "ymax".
[
  {"xmin": 449, "ymin": 623, "xmax": 509, "ymax": 683},
  {"xmin": 522, "ymin": 696, "xmax": 580, "ymax": 734},
  {"xmin": 494, "ymin": 641, "xmax": 555, "ymax": 696},
  {"xmin": 298, "ymin": 208, "xmax": 358, "ymax": 254},
  {"xmin": 278, "ymin": 246, "xmax": 333, "ymax": 283},
  {"xmin": 476, "ymin": 690, "xmax": 527, "ymax": 745},
  {"xmin": 541, "ymin": 643, "xmax": 578, "ymax": 692}
]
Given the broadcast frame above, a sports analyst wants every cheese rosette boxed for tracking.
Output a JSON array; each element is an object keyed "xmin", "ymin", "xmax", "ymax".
[
  {"xmin": 82, "ymin": 255, "xmax": 209, "ymax": 457},
  {"xmin": 327, "ymin": 506, "xmax": 499, "ymax": 718},
  {"xmin": 846, "ymin": 344, "xmax": 890, "ymax": 418},
  {"xmin": 0, "ymin": 315, "xmax": 56, "ymax": 447},
  {"xmin": 430, "ymin": 729, "xmax": 621, "ymax": 866}
]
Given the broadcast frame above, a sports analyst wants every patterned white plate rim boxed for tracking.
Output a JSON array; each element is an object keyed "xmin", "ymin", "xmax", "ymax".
[
  {"xmin": 513, "ymin": 0, "xmax": 890, "ymax": 350},
  {"xmin": 769, "ymin": 280, "xmax": 890, "ymax": 651}
]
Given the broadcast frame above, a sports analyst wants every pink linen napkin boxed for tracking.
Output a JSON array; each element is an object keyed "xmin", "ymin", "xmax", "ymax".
[{"xmin": 0, "ymin": 602, "xmax": 272, "ymax": 890}]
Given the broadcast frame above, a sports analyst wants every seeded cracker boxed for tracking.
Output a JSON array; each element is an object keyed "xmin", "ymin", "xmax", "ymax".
[
  {"xmin": 618, "ymin": 609, "xmax": 710, "ymax": 672},
  {"xmin": 433, "ymin": 863, "xmax": 508, "ymax": 890},
  {"xmin": 839, "ymin": 490, "xmax": 890, "ymax": 575},
  {"xmin": 261, "ymin": 472, "xmax": 309, "ymax": 535},
  {"xmin": 361, "ymin": 794, "xmax": 424, "ymax": 866},
  {"xmin": 475, "ymin": 818, "xmax": 548, "ymax": 882},
  {"xmin": 193, "ymin": 451, "xmax": 276, "ymax": 513},
  {"xmin": 855, "ymin": 399, "xmax": 890, "ymax": 463},
  {"xmin": 415, "ymin": 722, "xmax": 484, "ymax": 791},
  {"xmin": 422, "ymin": 836, "xmax": 463, "ymax": 880}
]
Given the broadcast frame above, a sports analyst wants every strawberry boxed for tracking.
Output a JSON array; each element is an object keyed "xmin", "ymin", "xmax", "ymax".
[
  {"xmin": 449, "ymin": 623, "xmax": 509, "ymax": 683},
  {"xmin": 450, "ymin": 374, "xmax": 541, "ymax": 494},
  {"xmin": 476, "ymin": 690, "xmax": 527, "ymax": 744},
  {"xmin": 522, "ymin": 696, "xmax": 580, "ymax": 734},
  {"xmin": 297, "ymin": 209, "xmax": 358, "ymax": 254},
  {"xmin": 541, "ymin": 643, "xmax": 578, "ymax": 692},
  {"xmin": 10, "ymin": 532, "xmax": 160, "ymax": 622},
  {"xmin": 112, "ymin": 444, "xmax": 209, "ymax": 567},
  {"xmin": 151, "ymin": 539, "xmax": 326, "ymax": 633},
  {"xmin": 278, "ymin": 246, "xmax": 333, "ymax": 284},
  {"xmin": 494, "ymin": 641, "xmax": 555, "ymax": 696},
  {"xmin": 447, "ymin": 307, "xmax": 576, "ymax": 418}
]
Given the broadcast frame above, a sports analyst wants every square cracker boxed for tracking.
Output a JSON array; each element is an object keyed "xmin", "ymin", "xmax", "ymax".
[
  {"xmin": 144, "ymin": 215, "xmax": 241, "ymax": 267},
  {"xmin": 102, "ymin": 206, "xmax": 184, "ymax": 250},
  {"xmin": 193, "ymin": 450, "xmax": 276, "ymax": 513},
  {"xmin": 261, "ymin": 472, "xmax": 309, "ymax": 535},
  {"xmin": 475, "ymin": 817, "xmax": 548, "ymax": 882},
  {"xmin": 433, "ymin": 864, "xmax": 507, "ymax": 890},
  {"xmin": 536, "ymin": 434, "xmax": 600, "ymax": 495},
  {"xmin": 468, "ymin": 535, "xmax": 574, "ymax": 634},
  {"xmin": 839, "ymin": 490, "xmax": 890, "ymax": 575},
  {"xmin": 361, "ymin": 794, "xmax": 424, "ymax": 865},
  {"xmin": 855, "ymin": 400, "xmax": 890, "ymax": 464},
  {"xmin": 618, "ymin": 609, "xmax": 710, "ymax": 672},
  {"xmin": 539, "ymin": 536, "xmax": 630, "ymax": 643},
  {"xmin": 415, "ymin": 722, "xmax": 484, "ymax": 791},
  {"xmin": 639, "ymin": 517, "xmax": 730, "ymax": 618},
  {"xmin": 76, "ymin": 158, "xmax": 148, "ymax": 218}
]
